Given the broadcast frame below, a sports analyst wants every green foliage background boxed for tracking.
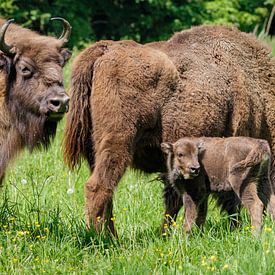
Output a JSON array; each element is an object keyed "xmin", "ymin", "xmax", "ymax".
[{"xmin": 0, "ymin": 0, "xmax": 274, "ymax": 47}]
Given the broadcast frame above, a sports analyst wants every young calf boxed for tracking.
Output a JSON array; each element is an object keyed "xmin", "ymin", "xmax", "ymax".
[{"xmin": 161, "ymin": 137, "xmax": 275, "ymax": 233}]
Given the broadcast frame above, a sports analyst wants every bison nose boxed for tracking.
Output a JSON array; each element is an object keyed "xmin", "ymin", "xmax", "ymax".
[
  {"xmin": 47, "ymin": 94, "xmax": 70, "ymax": 113},
  {"xmin": 189, "ymin": 166, "xmax": 200, "ymax": 175}
]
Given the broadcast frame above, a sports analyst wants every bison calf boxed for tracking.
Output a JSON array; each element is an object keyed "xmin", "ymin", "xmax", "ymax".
[{"xmin": 161, "ymin": 137, "xmax": 275, "ymax": 233}]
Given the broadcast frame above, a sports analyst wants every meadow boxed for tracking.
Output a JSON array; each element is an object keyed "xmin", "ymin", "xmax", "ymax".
[{"xmin": 1, "ymin": 41, "xmax": 275, "ymax": 275}]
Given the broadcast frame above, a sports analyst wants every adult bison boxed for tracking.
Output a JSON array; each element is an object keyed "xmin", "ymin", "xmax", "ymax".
[
  {"xmin": 0, "ymin": 18, "xmax": 71, "ymax": 184},
  {"xmin": 64, "ymin": 25, "xmax": 275, "ymax": 236}
]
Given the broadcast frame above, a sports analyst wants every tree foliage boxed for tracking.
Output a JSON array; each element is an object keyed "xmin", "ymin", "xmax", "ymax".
[{"xmin": 0, "ymin": 0, "xmax": 273, "ymax": 48}]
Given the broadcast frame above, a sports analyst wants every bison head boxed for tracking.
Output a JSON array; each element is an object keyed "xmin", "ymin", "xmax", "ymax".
[
  {"xmin": 0, "ymin": 18, "xmax": 71, "ymax": 149},
  {"xmin": 161, "ymin": 138, "xmax": 204, "ymax": 181}
]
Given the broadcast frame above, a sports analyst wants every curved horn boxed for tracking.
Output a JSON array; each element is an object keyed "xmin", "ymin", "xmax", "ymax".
[
  {"xmin": 51, "ymin": 17, "xmax": 71, "ymax": 45},
  {"xmin": 0, "ymin": 19, "xmax": 14, "ymax": 56}
]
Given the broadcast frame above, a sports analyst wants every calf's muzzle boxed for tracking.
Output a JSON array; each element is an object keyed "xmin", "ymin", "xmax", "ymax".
[{"xmin": 189, "ymin": 166, "xmax": 200, "ymax": 176}]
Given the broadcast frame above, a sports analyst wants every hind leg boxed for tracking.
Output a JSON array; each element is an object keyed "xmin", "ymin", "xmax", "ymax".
[
  {"xmin": 85, "ymin": 136, "xmax": 132, "ymax": 236},
  {"xmin": 216, "ymin": 191, "xmax": 241, "ymax": 228},
  {"xmin": 230, "ymin": 175, "xmax": 264, "ymax": 233},
  {"xmin": 162, "ymin": 183, "xmax": 183, "ymax": 233},
  {"xmin": 241, "ymin": 182, "xmax": 264, "ymax": 233}
]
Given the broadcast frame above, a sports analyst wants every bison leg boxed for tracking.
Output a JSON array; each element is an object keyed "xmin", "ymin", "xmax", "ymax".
[
  {"xmin": 85, "ymin": 141, "xmax": 131, "ymax": 236},
  {"xmin": 162, "ymin": 183, "xmax": 183, "ymax": 233},
  {"xmin": 183, "ymin": 192, "xmax": 208, "ymax": 233},
  {"xmin": 267, "ymin": 194, "xmax": 275, "ymax": 220},
  {"xmin": 241, "ymin": 182, "xmax": 264, "ymax": 234},
  {"xmin": 230, "ymin": 175, "xmax": 264, "ymax": 233},
  {"xmin": 214, "ymin": 191, "xmax": 241, "ymax": 228}
]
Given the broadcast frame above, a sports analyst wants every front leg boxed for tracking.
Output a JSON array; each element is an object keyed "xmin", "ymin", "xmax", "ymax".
[
  {"xmin": 183, "ymin": 176, "xmax": 208, "ymax": 233},
  {"xmin": 162, "ymin": 181, "xmax": 183, "ymax": 233},
  {"xmin": 183, "ymin": 192, "xmax": 208, "ymax": 233}
]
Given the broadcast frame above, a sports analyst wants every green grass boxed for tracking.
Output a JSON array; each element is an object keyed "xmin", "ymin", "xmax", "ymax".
[{"xmin": 1, "ymin": 44, "xmax": 275, "ymax": 274}]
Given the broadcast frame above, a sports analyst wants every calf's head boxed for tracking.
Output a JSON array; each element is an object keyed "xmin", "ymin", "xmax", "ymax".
[
  {"xmin": 161, "ymin": 138, "xmax": 204, "ymax": 180},
  {"xmin": 0, "ymin": 18, "xmax": 71, "ymax": 149}
]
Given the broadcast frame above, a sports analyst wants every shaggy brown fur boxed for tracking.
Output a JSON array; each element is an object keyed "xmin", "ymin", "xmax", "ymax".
[
  {"xmin": 0, "ymin": 18, "xmax": 71, "ymax": 184},
  {"xmin": 63, "ymin": 25, "xmax": 275, "ymax": 236},
  {"xmin": 161, "ymin": 137, "xmax": 275, "ymax": 233}
]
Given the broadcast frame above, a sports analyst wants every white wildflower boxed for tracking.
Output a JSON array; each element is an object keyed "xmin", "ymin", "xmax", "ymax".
[{"xmin": 67, "ymin": 187, "xmax": 75, "ymax": 194}]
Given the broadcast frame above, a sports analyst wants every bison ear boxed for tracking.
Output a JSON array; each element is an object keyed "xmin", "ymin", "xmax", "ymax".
[
  {"xmin": 0, "ymin": 52, "xmax": 12, "ymax": 73},
  {"xmin": 197, "ymin": 142, "xmax": 205, "ymax": 154},
  {"xmin": 60, "ymin": 49, "xmax": 72, "ymax": 65},
  {"xmin": 161, "ymin": 142, "xmax": 173, "ymax": 154}
]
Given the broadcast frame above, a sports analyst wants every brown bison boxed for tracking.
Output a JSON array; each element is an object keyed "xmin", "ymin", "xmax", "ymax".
[
  {"xmin": 161, "ymin": 137, "xmax": 275, "ymax": 234},
  {"xmin": 0, "ymin": 18, "xmax": 71, "ymax": 184},
  {"xmin": 64, "ymin": 25, "xmax": 275, "ymax": 236}
]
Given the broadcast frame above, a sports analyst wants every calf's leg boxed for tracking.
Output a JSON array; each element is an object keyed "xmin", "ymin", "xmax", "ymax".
[
  {"xmin": 183, "ymin": 194, "xmax": 208, "ymax": 232},
  {"xmin": 183, "ymin": 185, "xmax": 208, "ymax": 233},
  {"xmin": 229, "ymin": 174, "xmax": 264, "ymax": 233},
  {"xmin": 162, "ymin": 183, "xmax": 183, "ymax": 233}
]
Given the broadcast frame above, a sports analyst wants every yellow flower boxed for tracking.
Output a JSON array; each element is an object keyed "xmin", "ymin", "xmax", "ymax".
[
  {"xmin": 36, "ymin": 235, "xmax": 41, "ymax": 239},
  {"xmin": 265, "ymin": 227, "xmax": 272, "ymax": 233},
  {"xmin": 96, "ymin": 216, "xmax": 101, "ymax": 222},
  {"xmin": 9, "ymin": 217, "xmax": 15, "ymax": 221},
  {"xmin": 201, "ymin": 260, "xmax": 207, "ymax": 267},
  {"xmin": 110, "ymin": 217, "xmax": 116, "ymax": 221},
  {"xmin": 172, "ymin": 222, "xmax": 177, "ymax": 227},
  {"xmin": 122, "ymin": 208, "xmax": 127, "ymax": 211},
  {"xmin": 210, "ymin": 255, "xmax": 217, "ymax": 262},
  {"xmin": 44, "ymin": 227, "xmax": 49, "ymax": 232},
  {"xmin": 223, "ymin": 264, "xmax": 230, "ymax": 269},
  {"xmin": 163, "ymin": 224, "xmax": 168, "ymax": 229},
  {"xmin": 162, "ymin": 232, "xmax": 167, "ymax": 236}
]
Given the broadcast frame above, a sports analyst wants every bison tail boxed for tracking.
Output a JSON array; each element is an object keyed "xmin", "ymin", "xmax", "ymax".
[
  {"xmin": 63, "ymin": 42, "xmax": 110, "ymax": 169},
  {"xmin": 230, "ymin": 140, "xmax": 271, "ymax": 174}
]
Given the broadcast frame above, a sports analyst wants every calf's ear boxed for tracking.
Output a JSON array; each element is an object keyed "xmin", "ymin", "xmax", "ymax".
[
  {"xmin": 197, "ymin": 142, "xmax": 205, "ymax": 154},
  {"xmin": 161, "ymin": 142, "xmax": 173, "ymax": 154}
]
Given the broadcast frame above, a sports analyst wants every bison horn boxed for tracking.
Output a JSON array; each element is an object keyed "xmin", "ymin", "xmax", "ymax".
[
  {"xmin": 51, "ymin": 17, "xmax": 71, "ymax": 45},
  {"xmin": 0, "ymin": 19, "xmax": 15, "ymax": 56}
]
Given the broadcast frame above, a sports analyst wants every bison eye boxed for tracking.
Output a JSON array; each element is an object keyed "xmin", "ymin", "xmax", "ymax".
[
  {"xmin": 177, "ymin": 153, "xmax": 184, "ymax": 158},
  {"xmin": 21, "ymin": 66, "xmax": 33, "ymax": 78}
]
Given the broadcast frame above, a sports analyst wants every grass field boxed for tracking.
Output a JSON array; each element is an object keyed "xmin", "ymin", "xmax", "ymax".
[{"xmin": 1, "ymin": 41, "xmax": 275, "ymax": 275}]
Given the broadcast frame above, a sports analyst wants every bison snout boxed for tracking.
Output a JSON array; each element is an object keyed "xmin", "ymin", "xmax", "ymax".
[
  {"xmin": 189, "ymin": 166, "xmax": 200, "ymax": 176},
  {"xmin": 47, "ymin": 94, "xmax": 70, "ymax": 114}
]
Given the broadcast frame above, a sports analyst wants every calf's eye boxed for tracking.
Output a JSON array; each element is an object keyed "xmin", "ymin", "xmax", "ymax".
[{"xmin": 177, "ymin": 153, "xmax": 184, "ymax": 158}]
